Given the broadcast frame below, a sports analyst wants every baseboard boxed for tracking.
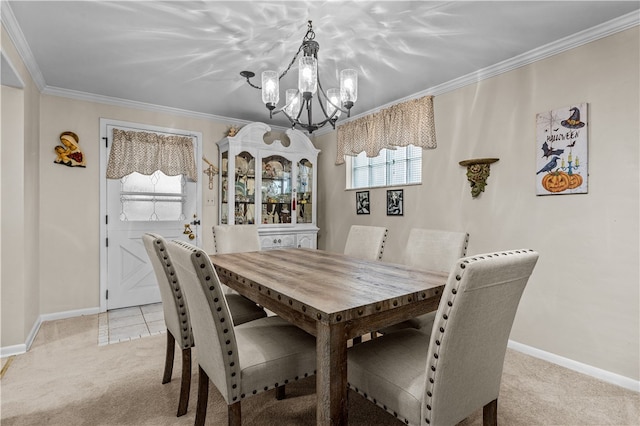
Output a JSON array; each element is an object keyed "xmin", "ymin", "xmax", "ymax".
[
  {"xmin": 39, "ymin": 307, "xmax": 100, "ymax": 322},
  {"xmin": 1, "ymin": 307, "xmax": 100, "ymax": 358},
  {"xmin": 508, "ymin": 340, "xmax": 640, "ymax": 392},
  {"xmin": 0, "ymin": 343, "xmax": 27, "ymax": 358}
]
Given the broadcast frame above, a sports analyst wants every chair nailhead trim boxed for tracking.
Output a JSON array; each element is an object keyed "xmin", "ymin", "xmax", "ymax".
[
  {"xmin": 421, "ymin": 249, "xmax": 536, "ymax": 423},
  {"xmin": 153, "ymin": 237, "xmax": 194, "ymax": 348}
]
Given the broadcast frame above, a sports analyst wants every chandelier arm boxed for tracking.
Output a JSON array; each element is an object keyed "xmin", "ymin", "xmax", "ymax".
[
  {"xmin": 269, "ymin": 89, "xmax": 302, "ymax": 119},
  {"xmin": 315, "ymin": 78, "xmax": 334, "ymax": 121},
  {"xmin": 241, "ymin": 72, "xmax": 262, "ymax": 90},
  {"xmin": 279, "ymin": 109, "xmax": 299, "ymax": 129},
  {"xmin": 317, "ymin": 78, "xmax": 350, "ymax": 115},
  {"xmin": 306, "ymin": 97, "xmax": 313, "ymax": 127}
]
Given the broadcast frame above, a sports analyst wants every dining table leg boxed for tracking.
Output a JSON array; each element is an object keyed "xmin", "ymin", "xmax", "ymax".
[{"xmin": 316, "ymin": 321, "xmax": 348, "ymax": 426}]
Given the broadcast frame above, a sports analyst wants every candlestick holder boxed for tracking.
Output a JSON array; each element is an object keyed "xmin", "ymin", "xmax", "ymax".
[{"xmin": 559, "ymin": 154, "xmax": 580, "ymax": 175}]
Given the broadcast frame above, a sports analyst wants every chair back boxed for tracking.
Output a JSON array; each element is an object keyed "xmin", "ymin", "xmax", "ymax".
[
  {"xmin": 142, "ymin": 233, "xmax": 193, "ymax": 349},
  {"xmin": 344, "ymin": 225, "xmax": 388, "ymax": 260},
  {"xmin": 422, "ymin": 249, "xmax": 539, "ymax": 426},
  {"xmin": 404, "ymin": 228, "xmax": 469, "ymax": 273},
  {"xmin": 167, "ymin": 240, "xmax": 239, "ymax": 404},
  {"xmin": 213, "ymin": 224, "xmax": 261, "ymax": 254}
]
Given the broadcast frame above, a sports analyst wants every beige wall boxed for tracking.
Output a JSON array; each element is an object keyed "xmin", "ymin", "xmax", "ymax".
[
  {"xmin": 1, "ymin": 19, "xmax": 637, "ymax": 384},
  {"xmin": 38, "ymin": 97, "xmax": 230, "ymax": 314},
  {"xmin": 316, "ymin": 28, "xmax": 639, "ymax": 381},
  {"xmin": 1, "ymin": 24, "xmax": 41, "ymax": 348}
]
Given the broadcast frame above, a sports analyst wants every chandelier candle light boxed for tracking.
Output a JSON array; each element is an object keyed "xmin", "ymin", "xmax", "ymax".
[{"xmin": 240, "ymin": 21, "xmax": 357, "ymax": 133}]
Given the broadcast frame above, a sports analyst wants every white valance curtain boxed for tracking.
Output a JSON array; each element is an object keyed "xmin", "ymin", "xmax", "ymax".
[
  {"xmin": 106, "ymin": 128, "xmax": 198, "ymax": 181},
  {"xmin": 336, "ymin": 95, "xmax": 437, "ymax": 164}
]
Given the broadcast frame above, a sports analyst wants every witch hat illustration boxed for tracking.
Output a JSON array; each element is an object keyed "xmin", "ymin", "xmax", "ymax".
[{"xmin": 561, "ymin": 107, "xmax": 585, "ymax": 129}]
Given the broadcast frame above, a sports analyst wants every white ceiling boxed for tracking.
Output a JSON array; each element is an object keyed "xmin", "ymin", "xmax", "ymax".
[{"xmin": 5, "ymin": 1, "xmax": 639, "ymax": 132}]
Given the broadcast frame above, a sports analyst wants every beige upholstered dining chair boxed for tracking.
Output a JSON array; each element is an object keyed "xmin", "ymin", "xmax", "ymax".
[
  {"xmin": 167, "ymin": 240, "xmax": 317, "ymax": 426},
  {"xmin": 142, "ymin": 233, "xmax": 267, "ymax": 417},
  {"xmin": 212, "ymin": 224, "xmax": 261, "ymax": 254},
  {"xmin": 142, "ymin": 233, "xmax": 194, "ymax": 417},
  {"xmin": 382, "ymin": 228, "xmax": 469, "ymax": 334},
  {"xmin": 343, "ymin": 224, "xmax": 388, "ymax": 343},
  {"xmin": 348, "ymin": 249, "xmax": 539, "ymax": 426},
  {"xmin": 343, "ymin": 225, "xmax": 388, "ymax": 260}
]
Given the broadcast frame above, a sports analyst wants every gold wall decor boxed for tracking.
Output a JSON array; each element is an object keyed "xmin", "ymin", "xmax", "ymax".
[
  {"xmin": 203, "ymin": 156, "xmax": 219, "ymax": 190},
  {"xmin": 54, "ymin": 131, "xmax": 86, "ymax": 167},
  {"xmin": 459, "ymin": 158, "xmax": 499, "ymax": 198},
  {"xmin": 225, "ymin": 125, "xmax": 241, "ymax": 137}
]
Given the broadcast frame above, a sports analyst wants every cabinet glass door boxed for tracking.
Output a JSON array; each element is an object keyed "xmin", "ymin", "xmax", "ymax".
[
  {"xmin": 261, "ymin": 155, "xmax": 292, "ymax": 224},
  {"xmin": 297, "ymin": 159, "xmax": 313, "ymax": 223},
  {"xmin": 220, "ymin": 151, "xmax": 229, "ymax": 224},
  {"xmin": 234, "ymin": 151, "xmax": 256, "ymax": 224}
]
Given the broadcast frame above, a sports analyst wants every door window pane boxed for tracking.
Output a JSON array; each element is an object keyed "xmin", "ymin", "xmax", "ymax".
[{"xmin": 119, "ymin": 171, "xmax": 186, "ymax": 221}]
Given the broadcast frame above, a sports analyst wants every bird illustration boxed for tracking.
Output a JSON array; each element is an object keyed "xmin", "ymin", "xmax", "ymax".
[
  {"xmin": 567, "ymin": 140, "xmax": 576, "ymax": 147},
  {"xmin": 541, "ymin": 142, "xmax": 564, "ymax": 158},
  {"xmin": 537, "ymin": 156, "xmax": 560, "ymax": 174}
]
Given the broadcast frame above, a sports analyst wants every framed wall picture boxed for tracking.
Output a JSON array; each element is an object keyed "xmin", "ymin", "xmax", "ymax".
[
  {"xmin": 356, "ymin": 190, "xmax": 370, "ymax": 215},
  {"xmin": 386, "ymin": 189, "xmax": 403, "ymax": 216},
  {"xmin": 535, "ymin": 103, "xmax": 588, "ymax": 195}
]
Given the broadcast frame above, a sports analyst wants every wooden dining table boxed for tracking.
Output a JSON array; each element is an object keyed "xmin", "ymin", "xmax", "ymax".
[{"xmin": 210, "ymin": 248, "xmax": 448, "ymax": 426}]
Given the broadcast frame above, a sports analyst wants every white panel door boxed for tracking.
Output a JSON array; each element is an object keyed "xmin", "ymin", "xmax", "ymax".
[{"xmin": 102, "ymin": 121, "xmax": 201, "ymax": 310}]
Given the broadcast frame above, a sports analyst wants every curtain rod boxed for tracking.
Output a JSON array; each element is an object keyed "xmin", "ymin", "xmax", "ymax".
[{"xmin": 107, "ymin": 124, "xmax": 196, "ymax": 139}]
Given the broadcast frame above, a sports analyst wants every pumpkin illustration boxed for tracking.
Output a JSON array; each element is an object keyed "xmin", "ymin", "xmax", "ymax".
[
  {"xmin": 541, "ymin": 171, "xmax": 570, "ymax": 193},
  {"xmin": 567, "ymin": 173, "xmax": 583, "ymax": 189}
]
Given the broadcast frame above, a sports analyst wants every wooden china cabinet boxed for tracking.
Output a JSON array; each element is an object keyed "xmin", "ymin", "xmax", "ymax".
[{"xmin": 217, "ymin": 122, "xmax": 319, "ymax": 249}]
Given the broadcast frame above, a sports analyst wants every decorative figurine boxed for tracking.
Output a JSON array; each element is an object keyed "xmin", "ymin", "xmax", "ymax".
[{"xmin": 54, "ymin": 131, "xmax": 86, "ymax": 167}]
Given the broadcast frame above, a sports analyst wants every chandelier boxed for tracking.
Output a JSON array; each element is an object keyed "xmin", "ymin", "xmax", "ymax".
[{"xmin": 240, "ymin": 21, "xmax": 358, "ymax": 134}]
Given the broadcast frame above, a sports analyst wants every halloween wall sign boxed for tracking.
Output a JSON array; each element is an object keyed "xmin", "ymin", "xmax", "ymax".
[
  {"xmin": 54, "ymin": 131, "xmax": 86, "ymax": 167},
  {"xmin": 536, "ymin": 103, "xmax": 588, "ymax": 195}
]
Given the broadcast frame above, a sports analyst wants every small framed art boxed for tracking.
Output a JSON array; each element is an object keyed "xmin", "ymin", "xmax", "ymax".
[
  {"xmin": 386, "ymin": 189, "xmax": 403, "ymax": 216},
  {"xmin": 356, "ymin": 190, "xmax": 370, "ymax": 215}
]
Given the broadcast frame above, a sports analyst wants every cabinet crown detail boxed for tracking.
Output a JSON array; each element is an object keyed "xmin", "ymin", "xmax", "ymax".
[{"xmin": 217, "ymin": 122, "xmax": 320, "ymax": 249}]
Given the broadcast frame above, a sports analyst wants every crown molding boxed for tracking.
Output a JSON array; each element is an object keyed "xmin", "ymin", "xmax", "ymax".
[
  {"xmin": 42, "ymin": 85, "xmax": 255, "ymax": 125},
  {"xmin": 3, "ymin": 2, "xmax": 638, "ymax": 134},
  {"xmin": 426, "ymin": 9, "xmax": 640, "ymax": 98},
  {"xmin": 0, "ymin": 1, "xmax": 46, "ymax": 91},
  {"xmin": 329, "ymin": 9, "xmax": 640, "ymax": 135}
]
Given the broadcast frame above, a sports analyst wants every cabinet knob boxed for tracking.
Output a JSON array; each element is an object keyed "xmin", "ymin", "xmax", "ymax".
[
  {"xmin": 278, "ymin": 239, "xmax": 281, "ymax": 243},
  {"xmin": 273, "ymin": 239, "xmax": 277, "ymax": 243}
]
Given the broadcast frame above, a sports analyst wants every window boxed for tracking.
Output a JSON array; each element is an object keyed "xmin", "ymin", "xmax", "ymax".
[
  {"xmin": 348, "ymin": 145, "xmax": 422, "ymax": 189},
  {"xmin": 119, "ymin": 170, "xmax": 186, "ymax": 221}
]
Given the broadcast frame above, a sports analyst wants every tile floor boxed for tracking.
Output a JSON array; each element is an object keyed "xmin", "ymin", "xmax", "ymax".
[{"xmin": 98, "ymin": 303, "xmax": 165, "ymax": 346}]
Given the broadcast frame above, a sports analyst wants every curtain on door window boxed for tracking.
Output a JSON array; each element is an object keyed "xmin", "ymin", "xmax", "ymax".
[{"xmin": 106, "ymin": 128, "xmax": 197, "ymax": 181}]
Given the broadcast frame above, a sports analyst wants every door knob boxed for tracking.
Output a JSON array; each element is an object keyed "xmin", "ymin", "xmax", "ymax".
[{"xmin": 184, "ymin": 224, "xmax": 195, "ymax": 240}]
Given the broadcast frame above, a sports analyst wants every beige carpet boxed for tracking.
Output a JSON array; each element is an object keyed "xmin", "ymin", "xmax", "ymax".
[{"xmin": 1, "ymin": 315, "xmax": 638, "ymax": 425}]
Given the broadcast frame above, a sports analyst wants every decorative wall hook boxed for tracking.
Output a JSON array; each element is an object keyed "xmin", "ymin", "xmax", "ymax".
[
  {"xmin": 203, "ymin": 156, "xmax": 219, "ymax": 190},
  {"xmin": 459, "ymin": 158, "xmax": 499, "ymax": 198}
]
